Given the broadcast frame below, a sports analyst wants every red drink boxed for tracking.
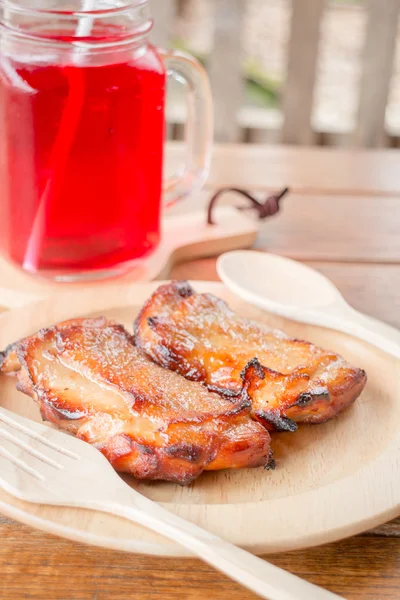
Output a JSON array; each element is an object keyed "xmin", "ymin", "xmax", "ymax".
[{"xmin": 0, "ymin": 42, "xmax": 166, "ymax": 275}]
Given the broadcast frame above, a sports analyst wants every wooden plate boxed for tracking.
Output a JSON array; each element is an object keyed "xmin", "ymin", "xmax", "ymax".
[{"xmin": 0, "ymin": 281, "xmax": 399, "ymax": 556}]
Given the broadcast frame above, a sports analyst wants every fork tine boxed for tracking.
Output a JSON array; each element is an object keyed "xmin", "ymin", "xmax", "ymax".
[
  {"xmin": 0, "ymin": 426, "xmax": 64, "ymax": 470},
  {"xmin": 0, "ymin": 445, "xmax": 44, "ymax": 481},
  {"xmin": 0, "ymin": 410, "xmax": 79, "ymax": 460}
]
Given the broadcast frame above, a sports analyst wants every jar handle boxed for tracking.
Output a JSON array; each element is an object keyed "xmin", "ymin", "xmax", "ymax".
[{"xmin": 159, "ymin": 49, "xmax": 213, "ymax": 206}]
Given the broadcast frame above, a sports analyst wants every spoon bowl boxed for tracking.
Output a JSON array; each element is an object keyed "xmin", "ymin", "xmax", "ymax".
[
  {"xmin": 217, "ymin": 251, "xmax": 343, "ymax": 311},
  {"xmin": 217, "ymin": 250, "xmax": 400, "ymax": 359}
]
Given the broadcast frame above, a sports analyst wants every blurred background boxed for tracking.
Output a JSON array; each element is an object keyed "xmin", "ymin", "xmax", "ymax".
[{"xmin": 150, "ymin": 0, "xmax": 400, "ymax": 147}]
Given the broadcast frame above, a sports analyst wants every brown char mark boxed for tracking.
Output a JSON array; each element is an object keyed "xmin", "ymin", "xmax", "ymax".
[
  {"xmin": 240, "ymin": 357, "xmax": 266, "ymax": 382},
  {"xmin": 135, "ymin": 443, "xmax": 156, "ymax": 456},
  {"xmin": 206, "ymin": 385, "xmax": 241, "ymax": 399},
  {"xmin": 147, "ymin": 316, "xmax": 159, "ymax": 329},
  {"xmin": 165, "ymin": 443, "xmax": 203, "ymax": 463},
  {"xmin": 294, "ymin": 392, "xmax": 315, "ymax": 407},
  {"xmin": 265, "ymin": 457, "xmax": 277, "ymax": 470},
  {"xmin": 207, "ymin": 358, "xmax": 267, "ymax": 412},
  {"xmin": 255, "ymin": 410, "xmax": 298, "ymax": 433},
  {"xmin": 40, "ymin": 398, "xmax": 88, "ymax": 421},
  {"xmin": 174, "ymin": 281, "xmax": 195, "ymax": 299},
  {"xmin": 156, "ymin": 342, "xmax": 188, "ymax": 372}
]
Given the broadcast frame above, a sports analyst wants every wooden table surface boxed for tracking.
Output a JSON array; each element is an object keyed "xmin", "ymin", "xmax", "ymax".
[{"xmin": 1, "ymin": 144, "xmax": 400, "ymax": 599}]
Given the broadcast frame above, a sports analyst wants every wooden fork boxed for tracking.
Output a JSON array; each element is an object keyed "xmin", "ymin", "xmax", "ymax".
[{"xmin": 0, "ymin": 407, "xmax": 343, "ymax": 600}]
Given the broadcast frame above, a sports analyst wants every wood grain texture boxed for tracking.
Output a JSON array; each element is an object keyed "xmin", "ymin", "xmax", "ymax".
[
  {"xmin": 366, "ymin": 518, "xmax": 400, "ymax": 537},
  {"xmin": 0, "ymin": 521, "xmax": 399, "ymax": 600},
  {"xmin": 281, "ymin": 0, "xmax": 324, "ymax": 145},
  {"xmin": 255, "ymin": 193, "xmax": 400, "ymax": 263},
  {"xmin": 353, "ymin": 0, "xmax": 400, "ymax": 147},
  {"xmin": 6, "ymin": 511, "xmax": 394, "ymax": 535},
  {"xmin": 199, "ymin": 190, "xmax": 400, "ymax": 263},
  {"xmin": 166, "ymin": 143, "xmax": 400, "ymax": 195},
  {"xmin": 170, "ymin": 187, "xmax": 400, "ymax": 263}
]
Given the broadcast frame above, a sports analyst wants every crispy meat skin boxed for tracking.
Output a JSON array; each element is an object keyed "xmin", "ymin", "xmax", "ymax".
[
  {"xmin": 134, "ymin": 282, "xmax": 367, "ymax": 432},
  {"xmin": 0, "ymin": 318, "xmax": 272, "ymax": 484}
]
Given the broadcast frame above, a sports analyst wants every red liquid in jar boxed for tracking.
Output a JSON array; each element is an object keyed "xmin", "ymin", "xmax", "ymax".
[{"xmin": 0, "ymin": 41, "xmax": 166, "ymax": 274}]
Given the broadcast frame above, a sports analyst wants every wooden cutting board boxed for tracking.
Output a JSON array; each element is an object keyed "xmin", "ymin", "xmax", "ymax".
[{"xmin": 0, "ymin": 281, "xmax": 398, "ymax": 557}]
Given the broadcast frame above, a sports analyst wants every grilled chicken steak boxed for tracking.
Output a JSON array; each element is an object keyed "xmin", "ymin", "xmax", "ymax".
[
  {"xmin": 134, "ymin": 282, "xmax": 367, "ymax": 432},
  {"xmin": 0, "ymin": 318, "xmax": 273, "ymax": 484}
]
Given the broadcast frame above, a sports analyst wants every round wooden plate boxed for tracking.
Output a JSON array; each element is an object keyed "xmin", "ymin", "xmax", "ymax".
[{"xmin": 0, "ymin": 281, "xmax": 399, "ymax": 556}]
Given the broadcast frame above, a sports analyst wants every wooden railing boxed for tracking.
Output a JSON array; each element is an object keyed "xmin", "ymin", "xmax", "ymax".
[{"xmin": 150, "ymin": 0, "xmax": 400, "ymax": 147}]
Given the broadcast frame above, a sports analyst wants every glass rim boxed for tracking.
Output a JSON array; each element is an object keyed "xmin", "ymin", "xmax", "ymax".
[{"xmin": 0, "ymin": 0, "xmax": 148, "ymax": 18}]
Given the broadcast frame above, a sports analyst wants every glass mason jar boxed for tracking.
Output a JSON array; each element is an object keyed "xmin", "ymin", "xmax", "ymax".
[{"xmin": 0, "ymin": 1, "xmax": 213, "ymax": 280}]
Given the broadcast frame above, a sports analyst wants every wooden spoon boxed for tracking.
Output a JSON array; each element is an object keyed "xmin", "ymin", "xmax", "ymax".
[{"xmin": 217, "ymin": 251, "xmax": 400, "ymax": 359}]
